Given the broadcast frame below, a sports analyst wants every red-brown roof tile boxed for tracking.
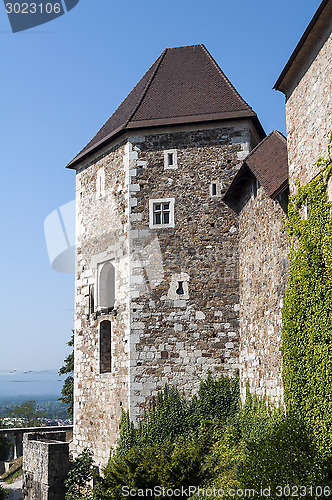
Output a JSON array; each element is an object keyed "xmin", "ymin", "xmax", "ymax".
[
  {"xmin": 223, "ymin": 131, "xmax": 288, "ymax": 207},
  {"xmin": 67, "ymin": 44, "xmax": 264, "ymax": 169}
]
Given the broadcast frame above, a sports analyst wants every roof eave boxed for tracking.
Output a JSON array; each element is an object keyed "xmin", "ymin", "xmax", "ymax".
[
  {"xmin": 67, "ymin": 112, "xmax": 265, "ymax": 170},
  {"xmin": 274, "ymin": 0, "xmax": 331, "ymax": 94}
]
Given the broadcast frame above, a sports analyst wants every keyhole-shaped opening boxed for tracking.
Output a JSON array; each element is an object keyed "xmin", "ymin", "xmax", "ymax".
[{"xmin": 176, "ymin": 281, "xmax": 184, "ymax": 295}]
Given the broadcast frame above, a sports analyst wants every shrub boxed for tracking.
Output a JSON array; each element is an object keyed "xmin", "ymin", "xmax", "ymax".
[
  {"xmin": 65, "ymin": 449, "xmax": 94, "ymax": 500},
  {"xmin": 238, "ymin": 412, "xmax": 332, "ymax": 499},
  {"xmin": 0, "ymin": 486, "xmax": 8, "ymax": 500},
  {"xmin": 116, "ymin": 374, "xmax": 240, "ymax": 459},
  {"xmin": 0, "ymin": 434, "xmax": 10, "ymax": 462}
]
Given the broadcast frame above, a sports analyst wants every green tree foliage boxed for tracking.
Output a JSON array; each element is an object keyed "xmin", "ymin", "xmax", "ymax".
[
  {"xmin": 115, "ymin": 373, "xmax": 239, "ymax": 458},
  {"xmin": 93, "ymin": 377, "xmax": 332, "ymax": 500},
  {"xmin": 94, "ymin": 375, "xmax": 242, "ymax": 499},
  {"xmin": 0, "ymin": 433, "xmax": 11, "ymax": 461},
  {"xmin": 0, "ymin": 486, "xmax": 8, "ymax": 500},
  {"xmin": 65, "ymin": 449, "xmax": 94, "ymax": 500},
  {"xmin": 7, "ymin": 400, "xmax": 45, "ymax": 427},
  {"xmin": 282, "ymin": 144, "xmax": 332, "ymax": 454},
  {"xmin": 59, "ymin": 332, "xmax": 74, "ymax": 418}
]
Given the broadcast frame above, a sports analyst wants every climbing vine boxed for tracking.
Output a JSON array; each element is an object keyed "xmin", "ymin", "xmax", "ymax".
[{"xmin": 282, "ymin": 140, "xmax": 332, "ymax": 454}]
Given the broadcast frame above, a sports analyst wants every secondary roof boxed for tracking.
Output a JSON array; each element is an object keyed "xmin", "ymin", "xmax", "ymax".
[
  {"xmin": 223, "ymin": 130, "xmax": 288, "ymax": 210},
  {"xmin": 67, "ymin": 44, "xmax": 265, "ymax": 169}
]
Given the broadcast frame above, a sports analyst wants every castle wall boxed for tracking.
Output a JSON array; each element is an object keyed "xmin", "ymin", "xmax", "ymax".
[
  {"xmin": 285, "ymin": 18, "xmax": 332, "ymax": 190},
  {"xmin": 73, "ymin": 142, "xmax": 131, "ymax": 466},
  {"xmin": 238, "ymin": 180, "xmax": 288, "ymax": 403},
  {"xmin": 127, "ymin": 123, "xmax": 257, "ymax": 424},
  {"xmin": 73, "ymin": 121, "xmax": 260, "ymax": 467}
]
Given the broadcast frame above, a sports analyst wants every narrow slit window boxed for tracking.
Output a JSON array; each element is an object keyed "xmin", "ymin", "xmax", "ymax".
[
  {"xmin": 100, "ymin": 320, "xmax": 111, "ymax": 373},
  {"xmin": 176, "ymin": 281, "xmax": 184, "ymax": 295},
  {"xmin": 164, "ymin": 150, "xmax": 177, "ymax": 169},
  {"xmin": 212, "ymin": 183, "xmax": 217, "ymax": 196},
  {"xmin": 89, "ymin": 285, "xmax": 95, "ymax": 315}
]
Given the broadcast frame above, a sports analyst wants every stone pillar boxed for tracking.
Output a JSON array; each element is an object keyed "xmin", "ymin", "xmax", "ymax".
[{"xmin": 22, "ymin": 432, "xmax": 69, "ymax": 500}]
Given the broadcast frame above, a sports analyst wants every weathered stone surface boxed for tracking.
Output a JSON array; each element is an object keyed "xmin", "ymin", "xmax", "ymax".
[
  {"xmin": 73, "ymin": 121, "xmax": 261, "ymax": 468},
  {"xmin": 237, "ymin": 180, "xmax": 288, "ymax": 403},
  {"xmin": 22, "ymin": 432, "xmax": 69, "ymax": 500},
  {"xmin": 285, "ymin": 17, "xmax": 332, "ymax": 191}
]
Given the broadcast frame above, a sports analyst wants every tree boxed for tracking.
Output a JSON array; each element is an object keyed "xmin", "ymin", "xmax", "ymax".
[
  {"xmin": 7, "ymin": 400, "xmax": 45, "ymax": 427},
  {"xmin": 59, "ymin": 332, "xmax": 74, "ymax": 418},
  {"xmin": 0, "ymin": 433, "xmax": 10, "ymax": 461}
]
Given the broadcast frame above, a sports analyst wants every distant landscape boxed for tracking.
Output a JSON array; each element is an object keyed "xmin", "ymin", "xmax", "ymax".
[{"xmin": 0, "ymin": 369, "xmax": 69, "ymax": 420}]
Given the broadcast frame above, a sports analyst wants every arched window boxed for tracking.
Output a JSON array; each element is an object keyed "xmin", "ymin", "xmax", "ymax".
[
  {"xmin": 100, "ymin": 320, "xmax": 111, "ymax": 373},
  {"xmin": 98, "ymin": 262, "xmax": 115, "ymax": 311}
]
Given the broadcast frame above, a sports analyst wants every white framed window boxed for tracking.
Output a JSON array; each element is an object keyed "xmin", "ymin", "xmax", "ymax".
[
  {"xmin": 210, "ymin": 181, "xmax": 223, "ymax": 198},
  {"xmin": 97, "ymin": 261, "xmax": 115, "ymax": 311},
  {"xmin": 149, "ymin": 198, "xmax": 175, "ymax": 228},
  {"xmin": 164, "ymin": 149, "xmax": 178, "ymax": 170}
]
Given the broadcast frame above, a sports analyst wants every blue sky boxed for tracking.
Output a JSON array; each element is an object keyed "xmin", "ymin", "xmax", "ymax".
[{"xmin": 0, "ymin": 0, "xmax": 322, "ymax": 372}]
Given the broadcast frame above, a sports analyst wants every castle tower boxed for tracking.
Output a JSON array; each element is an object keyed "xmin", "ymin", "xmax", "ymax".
[{"xmin": 67, "ymin": 44, "xmax": 265, "ymax": 467}]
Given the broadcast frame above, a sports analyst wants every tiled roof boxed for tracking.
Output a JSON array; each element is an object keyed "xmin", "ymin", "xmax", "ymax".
[
  {"xmin": 223, "ymin": 131, "xmax": 288, "ymax": 207},
  {"xmin": 274, "ymin": 0, "xmax": 332, "ymax": 94},
  {"xmin": 67, "ymin": 44, "xmax": 265, "ymax": 169}
]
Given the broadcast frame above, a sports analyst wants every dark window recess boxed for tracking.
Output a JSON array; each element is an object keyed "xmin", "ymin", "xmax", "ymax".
[
  {"xmin": 168, "ymin": 153, "xmax": 174, "ymax": 166},
  {"xmin": 253, "ymin": 178, "xmax": 258, "ymax": 198},
  {"xmin": 176, "ymin": 281, "xmax": 184, "ymax": 295},
  {"xmin": 89, "ymin": 285, "xmax": 95, "ymax": 315},
  {"xmin": 153, "ymin": 202, "xmax": 171, "ymax": 225},
  {"xmin": 212, "ymin": 183, "xmax": 217, "ymax": 196},
  {"xmin": 100, "ymin": 320, "xmax": 111, "ymax": 373},
  {"xmin": 277, "ymin": 187, "xmax": 289, "ymax": 215}
]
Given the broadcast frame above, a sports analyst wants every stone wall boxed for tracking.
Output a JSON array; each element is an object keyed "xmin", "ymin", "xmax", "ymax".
[
  {"xmin": 285, "ymin": 18, "xmax": 332, "ymax": 191},
  {"xmin": 127, "ymin": 123, "xmax": 257, "ymax": 423},
  {"xmin": 22, "ymin": 432, "xmax": 69, "ymax": 500},
  {"xmin": 237, "ymin": 179, "xmax": 288, "ymax": 403},
  {"xmin": 74, "ymin": 141, "xmax": 130, "ymax": 466},
  {"xmin": 73, "ymin": 120, "xmax": 261, "ymax": 467}
]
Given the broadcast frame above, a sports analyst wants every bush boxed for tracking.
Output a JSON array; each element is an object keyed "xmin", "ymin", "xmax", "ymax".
[
  {"xmin": 94, "ymin": 376, "xmax": 332, "ymax": 500},
  {"xmin": 238, "ymin": 412, "xmax": 332, "ymax": 499},
  {"xmin": 116, "ymin": 374, "xmax": 240, "ymax": 458},
  {"xmin": 94, "ymin": 428, "xmax": 215, "ymax": 500},
  {"xmin": 65, "ymin": 449, "xmax": 94, "ymax": 500},
  {"xmin": 0, "ymin": 486, "xmax": 8, "ymax": 500},
  {"xmin": 0, "ymin": 434, "xmax": 10, "ymax": 461}
]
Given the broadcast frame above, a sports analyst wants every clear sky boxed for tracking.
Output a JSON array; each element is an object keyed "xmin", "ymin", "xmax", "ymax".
[{"xmin": 0, "ymin": 0, "xmax": 322, "ymax": 372}]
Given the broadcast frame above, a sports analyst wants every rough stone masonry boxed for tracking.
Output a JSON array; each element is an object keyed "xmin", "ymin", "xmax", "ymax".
[{"xmin": 68, "ymin": 44, "xmax": 264, "ymax": 467}]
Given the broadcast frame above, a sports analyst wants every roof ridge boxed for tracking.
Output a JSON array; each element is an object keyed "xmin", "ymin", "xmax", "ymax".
[
  {"xmin": 201, "ymin": 44, "xmax": 255, "ymax": 113},
  {"xmin": 125, "ymin": 49, "xmax": 167, "ymax": 128},
  {"xmin": 166, "ymin": 44, "xmax": 204, "ymax": 50}
]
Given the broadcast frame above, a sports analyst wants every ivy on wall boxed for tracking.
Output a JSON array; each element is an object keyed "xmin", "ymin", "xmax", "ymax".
[{"xmin": 282, "ymin": 142, "xmax": 332, "ymax": 454}]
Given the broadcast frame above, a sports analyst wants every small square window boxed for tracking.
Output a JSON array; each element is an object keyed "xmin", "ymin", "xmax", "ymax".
[
  {"xmin": 149, "ymin": 198, "xmax": 175, "ymax": 228},
  {"xmin": 210, "ymin": 181, "xmax": 222, "ymax": 197},
  {"xmin": 164, "ymin": 149, "xmax": 178, "ymax": 170}
]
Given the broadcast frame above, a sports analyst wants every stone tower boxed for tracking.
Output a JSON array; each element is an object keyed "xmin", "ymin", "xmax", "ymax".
[{"xmin": 67, "ymin": 44, "xmax": 265, "ymax": 467}]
